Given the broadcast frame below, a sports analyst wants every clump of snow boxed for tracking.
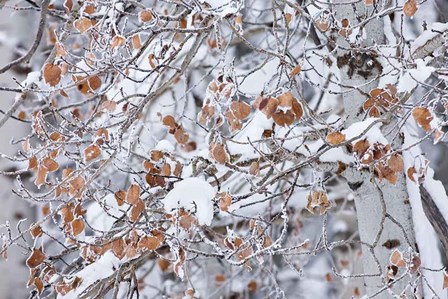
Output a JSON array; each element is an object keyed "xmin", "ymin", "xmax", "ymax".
[
  {"xmin": 226, "ymin": 111, "xmax": 273, "ymax": 159},
  {"xmin": 343, "ymin": 118, "xmax": 387, "ymax": 144},
  {"xmin": 85, "ymin": 194, "xmax": 126, "ymax": 232},
  {"xmin": 155, "ymin": 139, "xmax": 174, "ymax": 152},
  {"xmin": 59, "ymin": 251, "xmax": 121, "ymax": 299},
  {"xmin": 397, "ymin": 59, "xmax": 434, "ymax": 93},
  {"xmin": 164, "ymin": 177, "xmax": 215, "ymax": 225},
  {"xmin": 411, "ymin": 22, "xmax": 448, "ymax": 54},
  {"xmin": 197, "ymin": 0, "xmax": 241, "ymax": 19},
  {"xmin": 402, "ymin": 126, "xmax": 446, "ymax": 298}
]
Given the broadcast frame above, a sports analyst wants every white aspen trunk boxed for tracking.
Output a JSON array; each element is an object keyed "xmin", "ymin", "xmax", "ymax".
[
  {"xmin": 333, "ymin": 2, "xmax": 421, "ymax": 297},
  {"xmin": 0, "ymin": 4, "xmax": 37, "ymax": 298}
]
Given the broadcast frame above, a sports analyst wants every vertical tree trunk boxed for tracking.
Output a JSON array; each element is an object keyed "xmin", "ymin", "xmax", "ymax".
[
  {"xmin": 333, "ymin": 2, "xmax": 420, "ymax": 297},
  {"xmin": 0, "ymin": 6, "xmax": 37, "ymax": 299}
]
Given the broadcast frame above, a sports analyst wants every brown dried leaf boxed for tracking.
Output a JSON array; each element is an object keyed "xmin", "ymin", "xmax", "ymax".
[
  {"xmin": 412, "ymin": 107, "xmax": 433, "ymax": 132},
  {"xmin": 28, "ymin": 156, "xmax": 38, "ymax": 170},
  {"xmin": 306, "ymin": 191, "xmax": 331, "ymax": 215},
  {"xmin": 127, "ymin": 184, "xmax": 140, "ymax": 205},
  {"xmin": 174, "ymin": 128, "xmax": 189, "ymax": 144},
  {"xmin": 131, "ymin": 34, "xmax": 142, "ymax": 49},
  {"xmin": 388, "ymin": 154, "xmax": 404, "ymax": 172},
  {"xmin": 35, "ymin": 166, "xmax": 48, "ymax": 188},
  {"xmin": 43, "ymin": 64, "xmax": 61, "ymax": 87},
  {"xmin": 290, "ymin": 64, "xmax": 302, "ymax": 77},
  {"xmin": 249, "ymin": 161, "xmax": 260, "ymax": 176},
  {"xmin": 115, "ymin": 190, "xmax": 126, "ymax": 206},
  {"xmin": 111, "ymin": 35, "xmax": 126, "ymax": 48},
  {"xmin": 31, "ymin": 224, "xmax": 43, "ymax": 238},
  {"xmin": 130, "ymin": 199, "xmax": 145, "ymax": 222},
  {"xmin": 210, "ymin": 142, "xmax": 228, "ymax": 164},
  {"xmin": 101, "ymin": 100, "xmax": 117, "ymax": 112},
  {"xmin": 84, "ymin": 144, "xmax": 101, "ymax": 161},
  {"xmin": 161, "ymin": 163, "xmax": 171, "ymax": 176},
  {"xmin": 272, "ymin": 110, "xmax": 295, "ymax": 127},
  {"xmin": 390, "ymin": 250, "xmax": 406, "ymax": 267},
  {"xmin": 443, "ymin": 271, "xmax": 448, "ymax": 289},
  {"xmin": 215, "ymin": 274, "xmax": 226, "ymax": 284},
  {"xmin": 407, "ymin": 167, "xmax": 417, "ymax": 183},
  {"xmin": 74, "ymin": 18, "xmax": 93, "ymax": 33},
  {"xmin": 326, "ymin": 131, "xmax": 346, "ymax": 145},
  {"xmin": 248, "ymin": 280, "xmax": 257, "ymax": 292},
  {"xmin": 139, "ymin": 10, "xmax": 154, "ymax": 22},
  {"xmin": 63, "ymin": 0, "xmax": 73, "ymax": 12},
  {"xmin": 228, "ymin": 101, "xmax": 251, "ymax": 120},
  {"xmin": 112, "ymin": 238, "xmax": 126, "ymax": 259},
  {"xmin": 76, "ymin": 76, "xmax": 102, "ymax": 94},
  {"xmin": 70, "ymin": 176, "xmax": 85, "ymax": 192},
  {"xmin": 315, "ymin": 19, "xmax": 330, "ymax": 32},
  {"xmin": 151, "ymin": 150, "xmax": 164, "ymax": 161},
  {"xmin": 217, "ymin": 192, "xmax": 232, "ymax": 212},
  {"xmin": 71, "ymin": 218, "xmax": 85, "ymax": 236},
  {"xmin": 26, "ymin": 248, "xmax": 45, "ymax": 268},
  {"xmin": 138, "ymin": 236, "xmax": 160, "ymax": 251},
  {"xmin": 158, "ymin": 259, "xmax": 170, "ymax": 272},
  {"xmin": 353, "ymin": 139, "xmax": 370, "ymax": 155},
  {"xmin": 403, "ymin": 0, "xmax": 418, "ymax": 17}
]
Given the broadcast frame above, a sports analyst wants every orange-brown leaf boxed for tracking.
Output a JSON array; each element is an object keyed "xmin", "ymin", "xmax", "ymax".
[
  {"xmin": 84, "ymin": 144, "xmax": 101, "ymax": 161},
  {"xmin": 71, "ymin": 218, "xmax": 85, "ymax": 236},
  {"xmin": 390, "ymin": 250, "xmax": 406, "ymax": 267},
  {"xmin": 35, "ymin": 166, "xmax": 48, "ymax": 188},
  {"xmin": 139, "ymin": 10, "xmax": 154, "ymax": 22},
  {"xmin": 326, "ymin": 131, "xmax": 346, "ymax": 145},
  {"xmin": 388, "ymin": 154, "xmax": 404, "ymax": 172},
  {"xmin": 43, "ymin": 64, "xmax": 61, "ymax": 87},
  {"xmin": 443, "ymin": 271, "xmax": 448, "ymax": 289},
  {"xmin": 26, "ymin": 248, "xmax": 45, "ymax": 268},
  {"xmin": 111, "ymin": 35, "xmax": 126, "ymax": 48},
  {"xmin": 126, "ymin": 184, "xmax": 140, "ymax": 205},
  {"xmin": 403, "ymin": 0, "xmax": 418, "ymax": 17},
  {"xmin": 31, "ymin": 224, "xmax": 43, "ymax": 238},
  {"xmin": 412, "ymin": 107, "xmax": 433, "ymax": 132},
  {"xmin": 115, "ymin": 190, "xmax": 126, "ymax": 206},
  {"xmin": 130, "ymin": 199, "xmax": 145, "ymax": 222},
  {"xmin": 228, "ymin": 101, "xmax": 251, "ymax": 120},
  {"xmin": 174, "ymin": 128, "xmax": 189, "ymax": 145},
  {"xmin": 74, "ymin": 18, "xmax": 93, "ymax": 33},
  {"xmin": 210, "ymin": 143, "xmax": 228, "ymax": 164},
  {"xmin": 138, "ymin": 236, "xmax": 160, "ymax": 250}
]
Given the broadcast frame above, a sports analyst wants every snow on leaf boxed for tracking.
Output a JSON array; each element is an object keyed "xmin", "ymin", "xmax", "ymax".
[{"xmin": 164, "ymin": 177, "xmax": 215, "ymax": 226}]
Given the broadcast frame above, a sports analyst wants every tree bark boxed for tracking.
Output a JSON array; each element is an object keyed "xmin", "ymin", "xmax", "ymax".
[{"xmin": 333, "ymin": 2, "xmax": 420, "ymax": 297}]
